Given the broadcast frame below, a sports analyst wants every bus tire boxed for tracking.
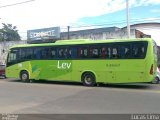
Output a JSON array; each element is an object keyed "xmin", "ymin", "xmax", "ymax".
[
  {"xmin": 81, "ymin": 72, "xmax": 96, "ymax": 86},
  {"xmin": 20, "ymin": 71, "xmax": 30, "ymax": 83}
]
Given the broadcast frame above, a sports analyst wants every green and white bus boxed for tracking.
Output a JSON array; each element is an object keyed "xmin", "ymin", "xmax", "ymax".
[{"xmin": 6, "ymin": 38, "xmax": 157, "ymax": 86}]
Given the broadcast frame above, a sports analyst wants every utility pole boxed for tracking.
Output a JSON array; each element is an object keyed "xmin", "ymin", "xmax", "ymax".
[
  {"xmin": 67, "ymin": 26, "xmax": 70, "ymax": 40},
  {"xmin": 126, "ymin": 0, "xmax": 130, "ymax": 38}
]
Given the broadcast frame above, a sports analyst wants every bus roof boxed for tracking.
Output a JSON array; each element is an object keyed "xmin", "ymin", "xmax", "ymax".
[{"xmin": 10, "ymin": 38, "xmax": 153, "ymax": 49}]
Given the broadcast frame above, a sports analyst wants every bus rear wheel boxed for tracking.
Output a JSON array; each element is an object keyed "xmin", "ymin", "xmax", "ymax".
[
  {"xmin": 20, "ymin": 71, "xmax": 30, "ymax": 83},
  {"xmin": 82, "ymin": 72, "xmax": 96, "ymax": 86}
]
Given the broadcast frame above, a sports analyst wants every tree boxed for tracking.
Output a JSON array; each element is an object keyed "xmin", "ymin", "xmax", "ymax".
[{"xmin": 0, "ymin": 23, "xmax": 21, "ymax": 41}]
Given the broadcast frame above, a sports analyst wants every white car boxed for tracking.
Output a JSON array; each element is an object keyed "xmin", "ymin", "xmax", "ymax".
[{"xmin": 152, "ymin": 67, "xmax": 160, "ymax": 84}]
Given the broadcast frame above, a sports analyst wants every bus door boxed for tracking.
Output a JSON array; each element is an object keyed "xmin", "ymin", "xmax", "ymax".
[{"xmin": 6, "ymin": 48, "xmax": 20, "ymax": 78}]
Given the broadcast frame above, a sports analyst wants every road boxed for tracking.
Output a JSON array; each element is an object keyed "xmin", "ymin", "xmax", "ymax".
[{"xmin": 0, "ymin": 78, "xmax": 160, "ymax": 114}]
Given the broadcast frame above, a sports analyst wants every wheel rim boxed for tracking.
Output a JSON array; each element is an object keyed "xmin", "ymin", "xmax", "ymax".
[
  {"xmin": 22, "ymin": 73, "xmax": 28, "ymax": 81},
  {"xmin": 84, "ymin": 75, "xmax": 92, "ymax": 85},
  {"xmin": 155, "ymin": 77, "xmax": 159, "ymax": 83}
]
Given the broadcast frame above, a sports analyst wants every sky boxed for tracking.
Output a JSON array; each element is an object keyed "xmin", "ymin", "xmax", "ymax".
[{"xmin": 0, "ymin": 0, "xmax": 160, "ymax": 44}]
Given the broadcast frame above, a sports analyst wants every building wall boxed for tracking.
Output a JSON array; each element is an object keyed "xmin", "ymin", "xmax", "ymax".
[
  {"xmin": 61, "ymin": 28, "xmax": 137, "ymax": 40},
  {"xmin": 0, "ymin": 41, "xmax": 27, "ymax": 64}
]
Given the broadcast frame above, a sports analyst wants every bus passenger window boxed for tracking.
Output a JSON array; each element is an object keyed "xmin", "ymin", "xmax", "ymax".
[
  {"xmin": 77, "ymin": 48, "xmax": 82, "ymax": 57},
  {"xmin": 118, "ymin": 43, "xmax": 131, "ymax": 59},
  {"xmin": 83, "ymin": 49, "xmax": 88, "ymax": 57},
  {"xmin": 101, "ymin": 47, "xmax": 106, "ymax": 58},
  {"xmin": 51, "ymin": 49, "xmax": 56, "ymax": 58},
  {"xmin": 119, "ymin": 46, "xmax": 125, "ymax": 58},
  {"xmin": 141, "ymin": 47, "xmax": 145, "ymax": 57},
  {"xmin": 107, "ymin": 48, "xmax": 111, "ymax": 58},
  {"xmin": 34, "ymin": 49, "xmax": 41, "ymax": 59},
  {"xmin": 138, "ymin": 46, "xmax": 145, "ymax": 58},
  {"xmin": 68, "ymin": 49, "xmax": 71, "ymax": 58},
  {"xmin": 47, "ymin": 48, "xmax": 52, "ymax": 59},
  {"xmin": 133, "ymin": 46, "xmax": 138, "ymax": 57},
  {"xmin": 93, "ymin": 49, "xmax": 99, "ymax": 57},
  {"xmin": 142, "ymin": 47, "xmax": 144, "ymax": 53},
  {"xmin": 26, "ymin": 48, "xmax": 33, "ymax": 59},
  {"xmin": 133, "ymin": 45, "xmax": 143, "ymax": 58},
  {"xmin": 20, "ymin": 49, "xmax": 26, "ymax": 60},
  {"xmin": 78, "ymin": 47, "xmax": 88, "ymax": 58},
  {"xmin": 58, "ymin": 49, "xmax": 64, "ymax": 58},
  {"xmin": 125, "ymin": 48, "xmax": 130, "ymax": 58},
  {"xmin": 112, "ymin": 48, "xmax": 118, "ymax": 58},
  {"xmin": 90, "ymin": 47, "xmax": 99, "ymax": 58},
  {"xmin": 64, "ymin": 48, "xmax": 68, "ymax": 58},
  {"xmin": 41, "ymin": 48, "xmax": 48, "ymax": 59},
  {"xmin": 70, "ymin": 48, "xmax": 77, "ymax": 59}
]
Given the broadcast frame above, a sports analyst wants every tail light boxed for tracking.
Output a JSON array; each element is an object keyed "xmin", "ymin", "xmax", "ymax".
[{"xmin": 150, "ymin": 64, "xmax": 154, "ymax": 75}]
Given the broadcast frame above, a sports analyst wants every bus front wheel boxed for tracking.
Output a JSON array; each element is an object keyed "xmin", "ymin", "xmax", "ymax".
[
  {"xmin": 81, "ymin": 72, "xmax": 96, "ymax": 86},
  {"xmin": 20, "ymin": 71, "xmax": 30, "ymax": 83}
]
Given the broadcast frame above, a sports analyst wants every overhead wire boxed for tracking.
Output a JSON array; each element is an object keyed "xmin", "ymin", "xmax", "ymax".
[{"xmin": 0, "ymin": 0, "xmax": 36, "ymax": 8}]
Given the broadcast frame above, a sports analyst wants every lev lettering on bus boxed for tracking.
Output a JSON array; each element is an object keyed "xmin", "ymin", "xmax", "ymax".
[{"xmin": 57, "ymin": 61, "xmax": 71, "ymax": 69}]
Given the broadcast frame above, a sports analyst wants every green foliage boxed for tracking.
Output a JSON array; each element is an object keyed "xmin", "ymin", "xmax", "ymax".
[{"xmin": 0, "ymin": 23, "xmax": 21, "ymax": 41}]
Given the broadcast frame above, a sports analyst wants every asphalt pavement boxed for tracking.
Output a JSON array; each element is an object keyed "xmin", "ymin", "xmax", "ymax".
[{"xmin": 0, "ymin": 78, "xmax": 160, "ymax": 119}]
